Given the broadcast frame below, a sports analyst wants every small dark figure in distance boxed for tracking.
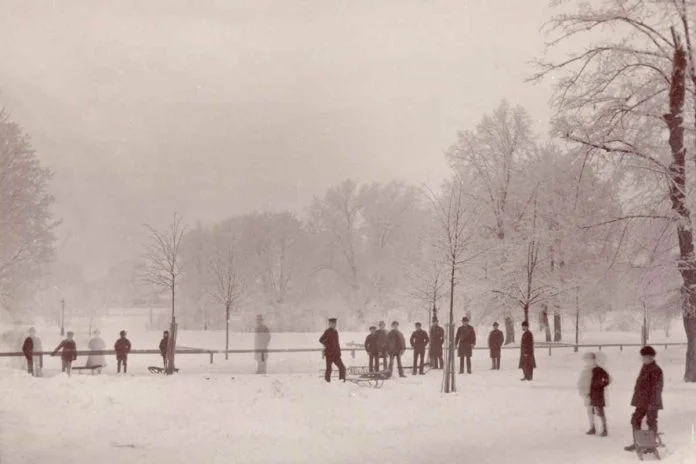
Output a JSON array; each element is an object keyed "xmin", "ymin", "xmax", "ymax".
[
  {"xmin": 488, "ymin": 322, "xmax": 504, "ymax": 370},
  {"xmin": 410, "ymin": 322, "xmax": 429, "ymax": 375},
  {"xmin": 22, "ymin": 327, "xmax": 43, "ymax": 377},
  {"xmin": 624, "ymin": 346, "xmax": 664, "ymax": 452},
  {"xmin": 455, "ymin": 317, "xmax": 476, "ymax": 374},
  {"xmin": 374, "ymin": 321, "xmax": 389, "ymax": 371},
  {"xmin": 519, "ymin": 321, "xmax": 536, "ymax": 381},
  {"xmin": 387, "ymin": 321, "xmax": 406, "ymax": 378},
  {"xmin": 255, "ymin": 315, "xmax": 271, "ymax": 374},
  {"xmin": 578, "ymin": 352, "xmax": 611, "ymax": 437},
  {"xmin": 159, "ymin": 331, "xmax": 169, "ymax": 369},
  {"xmin": 319, "ymin": 317, "xmax": 346, "ymax": 383},
  {"xmin": 52, "ymin": 331, "xmax": 77, "ymax": 376},
  {"xmin": 364, "ymin": 326, "xmax": 380, "ymax": 373},
  {"xmin": 429, "ymin": 319, "xmax": 445, "ymax": 369},
  {"xmin": 114, "ymin": 330, "xmax": 132, "ymax": 374}
]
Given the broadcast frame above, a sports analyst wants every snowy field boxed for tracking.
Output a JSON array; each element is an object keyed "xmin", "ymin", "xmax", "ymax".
[{"xmin": 1, "ymin": 324, "xmax": 696, "ymax": 464}]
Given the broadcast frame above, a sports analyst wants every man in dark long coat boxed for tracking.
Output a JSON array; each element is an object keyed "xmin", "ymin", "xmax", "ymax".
[
  {"xmin": 254, "ymin": 315, "xmax": 271, "ymax": 374},
  {"xmin": 319, "ymin": 317, "xmax": 346, "ymax": 383},
  {"xmin": 519, "ymin": 320, "xmax": 536, "ymax": 381},
  {"xmin": 429, "ymin": 319, "xmax": 445, "ymax": 369},
  {"xmin": 455, "ymin": 317, "xmax": 476, "ymax": 374},
  {"xmin": 410, "ymin": 322, "xmax": 429, "ymax": 375},
  {"xmin": 624, "ymin": 345, "xmax": 664, "ymax": 452},
  {"xmin": 488, "ymin": 322, "xmax": 504, "ymax": 370}
]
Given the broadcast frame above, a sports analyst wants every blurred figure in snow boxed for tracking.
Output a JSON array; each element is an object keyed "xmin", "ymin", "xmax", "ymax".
[
  {"xmin": 22, "ymin": 327, "xmax": 43, "ymax": 377},
  {"xmin": 374, "ymin": 321, "xmax": 389, "ymax": 371},
  {"xmin": 114, "ymin": 330, "xmax": 132, "ymax": 374},
  {"xmin": 578, "ymin": 352, "xmax": 611, "ymax": 436},
  {"xmin": 364, "ymin": 326, "xmax": 379, "ymax": 373},
  {"xmin": 429, "ymin": 318, "xmax": 445, "ymax": 369},
  {"xmin": 254, "ymin": 315, "xmax": 271, "ymax": 374},
  {"xmin": 159, "ymin": 331, "xmax": 169, "ymax": 369},
  {"xmin": 86, "ymin": 329, "xmax": 107, "ymax": 370},
  {"xmin": 52, "ymin": 331, "xmax": 77, "ymax": 376}
]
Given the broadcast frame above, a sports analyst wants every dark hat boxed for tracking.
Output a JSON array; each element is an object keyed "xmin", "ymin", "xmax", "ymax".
[
  {"xmin": 415, "ymin": 322, "xmax": 422, "ymax": 327},
  {"xmin": 369, "ymin": 325, "xmax": 376, "ymax": 330},
  {"xmin": 640, "ymin": 346, "xmax": 656, "ymax": 357},
  {"xmin": 163, "ymin": 330, "xmax": 169, "ymax": 335},
  {"xmin": 462, "ymin": 317, "xmax": 469, "ymax": 323},
  {"xmin": 328, "ymin": 318, "xmax": 337, "ymax": 323},
  {"xmin": 391, "ymin": 321, "xmax": 399, "ymax": 326},
  {"xmin": 492, "ymin": 322, "xmax": 499, "ymax": 327},
  {"xmin": 432, "ymin": 317, "xmax": 439, "ymax": 323},
  {"xmin": 378, "ymin": 320, "xmax": 386, "ymax": 326},
  {"xmin": 521, "ymin": 321, "xmax": 529, "ymax": 327},
  {"xmin": 119, "ymin": 330, "xmax": 126, "ymax": 336}
]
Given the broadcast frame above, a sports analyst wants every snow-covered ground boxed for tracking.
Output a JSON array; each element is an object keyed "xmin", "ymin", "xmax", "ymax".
[{"xmin": 1, "ymin": 325, "xmax": 696, "ymax": 464}]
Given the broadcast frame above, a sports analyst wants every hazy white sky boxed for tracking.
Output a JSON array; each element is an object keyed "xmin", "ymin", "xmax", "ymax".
[{"xmin": 0, "ymin": 0, "xmax": 555, "ymax": 279}]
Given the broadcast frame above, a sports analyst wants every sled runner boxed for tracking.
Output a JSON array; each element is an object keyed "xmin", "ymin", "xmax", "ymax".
[
  {"xmin": 319, "ymin": 366, "xmax": 391, "ymax": 388},
  {"xmin": 148, "ymin": 366, "xmax": 179, "ymax": 375},
  {"xmin": 632, "ymin": 430, "xmax": 665, "ymax": 460},
  {"xmin": 72, "ymin": 365, "xmax": 104, "ymax": 375}
]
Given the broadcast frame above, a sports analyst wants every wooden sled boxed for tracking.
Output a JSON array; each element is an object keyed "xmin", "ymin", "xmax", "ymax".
[
  {"xmin": 72, "ymin": 365, "xmax": 104, "ymax": 375},
  {"xmin": 319, "ymin": 366, "xmax": 391, "ymax": 388},
  {"xmin": 633, "ymin": 430, "xmax": 665, "ymax": 460},
  {"xmin": 148, "ymin": 366, "xmax": 179, "ymax": 375}
]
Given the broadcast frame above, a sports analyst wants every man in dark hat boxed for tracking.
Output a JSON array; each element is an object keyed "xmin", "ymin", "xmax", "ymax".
[
  {"xmin": 488, "ymin": 322, "xmax": 504, "ymax": 370},
  {"xmin": 455, "ymin": 317, "xmax": 476, "ymax": 374},
  {"xmin": 319, "ymin": 318, "xmax": 346, "ymax": 382},
  {"xmin": 429, "ymin": 318, "xmax": 445, "ymax": 369},
  {"xmin": 519, "ymin": 321, "xmax": 536, "ymax": 381},
  {"xmin": 364, "ymin": 326, "xmax": 380, "ymax": 372},
  {"xmin": 624, "ymin": 346, "xmax": 664, "ymax": 452},
  {"xmin": 387, "ymin": 321, "xmax": 407, "ymax": 377},
  {"xmin": 410, "ymin": 322, "xmax": 430, "ymax": 375}
]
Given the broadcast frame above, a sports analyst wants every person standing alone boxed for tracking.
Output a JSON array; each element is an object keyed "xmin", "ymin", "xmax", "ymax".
[
  {"xmin": 624, "ymin": 346, "xmax": 663, "ymax": 452},
  {"xmin": 488, "ymin": 322, "xmax": 504, "ymax": 370},
  {"xmin": 319, "ymin": 317, "xmax": 346, "ymax": 382},
  {"xmin": 114, "ymin": 330, "xmax": 132, "ymax": 374},
  {"xmin": 519, "ymin": 321, "xmax": 536, "ymax": 381},
  {"xmin": 22, "ymin": 327, "xmax": 42, "ymax": 377}
]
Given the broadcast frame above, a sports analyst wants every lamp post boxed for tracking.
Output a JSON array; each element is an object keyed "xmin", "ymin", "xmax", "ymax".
[{"xmin": 60, "ymin": 298, "xmax": 65, "ymax": 336}]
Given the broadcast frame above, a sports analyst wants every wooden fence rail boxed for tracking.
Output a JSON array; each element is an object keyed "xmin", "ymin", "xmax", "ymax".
[{"xmin": 0, "ymin": 342, "xmax": 688, "ymax": 366}]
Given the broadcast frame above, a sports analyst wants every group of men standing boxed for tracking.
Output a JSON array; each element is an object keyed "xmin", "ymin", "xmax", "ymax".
[{"xmin": 315, "ymin": 315, "xmax": 538, "ymax": 382}]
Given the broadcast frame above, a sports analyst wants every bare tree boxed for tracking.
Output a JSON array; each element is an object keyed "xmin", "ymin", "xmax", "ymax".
[
  {"xmin": 529, "ymin": 0, "xmax": 696, "ymax": 381},
  {"xmin": 142, "ymin": 212, "xmax": 186, "ymax": 374},
  {"xmin": 425, "ymin": 177, "xmax": 486, "ymax": 394},
  {"xmin": 207, "ymin": 228, "xmax": 245, "ymax": 360},
  {"xmin": 0, "ymin": 111, "xmax": 59, "ymax": 312}
]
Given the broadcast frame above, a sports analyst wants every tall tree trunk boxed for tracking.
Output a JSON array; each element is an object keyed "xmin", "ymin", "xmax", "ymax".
[
  {"xmin": 541, "ymin": 304, "xmax": 552, "ymax": 342},
  {"xmin": 443, "ymin": 260, "xmax": 457, "ymax": 393},
  {"xmin": 664, "ymin": 30, "xmax": 696, "ymax": 382},
  {"xmin": 553, "ymin": 308, "xmax": 562, "ymax": 342},
  {"xmin": 504, "ymin": 316, "xmax": 515, "ymax": 345},
  {"xmin": 167, "ymin": 282, "xmax": 177, "ymax": 374},
  {"xmin": 523, "ymin": 303, "xmax": 529, "ymax": 325}
]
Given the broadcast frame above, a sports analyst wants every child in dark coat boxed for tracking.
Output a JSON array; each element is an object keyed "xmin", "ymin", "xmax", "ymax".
[
  {"xmin": 52, "ymin": 331, "xmax": 77, "ymax": 376},
  {"xmin": 114, "ymin": 330, "xmax": 132, "ymax": 374},
  {"xmin": 624, "ymin": 345, "xmax": 664, "ymax": 452},
  {"xmin": 577, "ymin": 352, "xmax": 611, "ymax": 436},
  {"xmin": 364, "ymin": 326, "xmax": 380, "ymax": 373}
]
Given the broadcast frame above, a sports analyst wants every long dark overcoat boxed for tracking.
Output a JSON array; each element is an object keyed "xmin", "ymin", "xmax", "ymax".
[{"xmin": 518, "ymin": 331, "xmax": 536, "ymax": 369}]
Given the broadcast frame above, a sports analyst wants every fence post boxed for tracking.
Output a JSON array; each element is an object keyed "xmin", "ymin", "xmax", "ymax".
[
  {"xmin": 548, "ymin": 345, "xmax": 552, "ymax": 356},
  {"xmin": 574, "ymin": 344, "xmax": 578, "ymax": 353},
  {"xmin": 598, "ymin": 345, "xmax": 602, "ymax": 351},
  {"xmin": 209, "ymin": 352, "xmax": 214, "ymax": 364}
]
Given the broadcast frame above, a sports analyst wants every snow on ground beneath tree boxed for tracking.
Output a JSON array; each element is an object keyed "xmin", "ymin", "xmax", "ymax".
[{"xmin": 1, "ymin": 329, "xmax": 696, "ymax": 464}]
